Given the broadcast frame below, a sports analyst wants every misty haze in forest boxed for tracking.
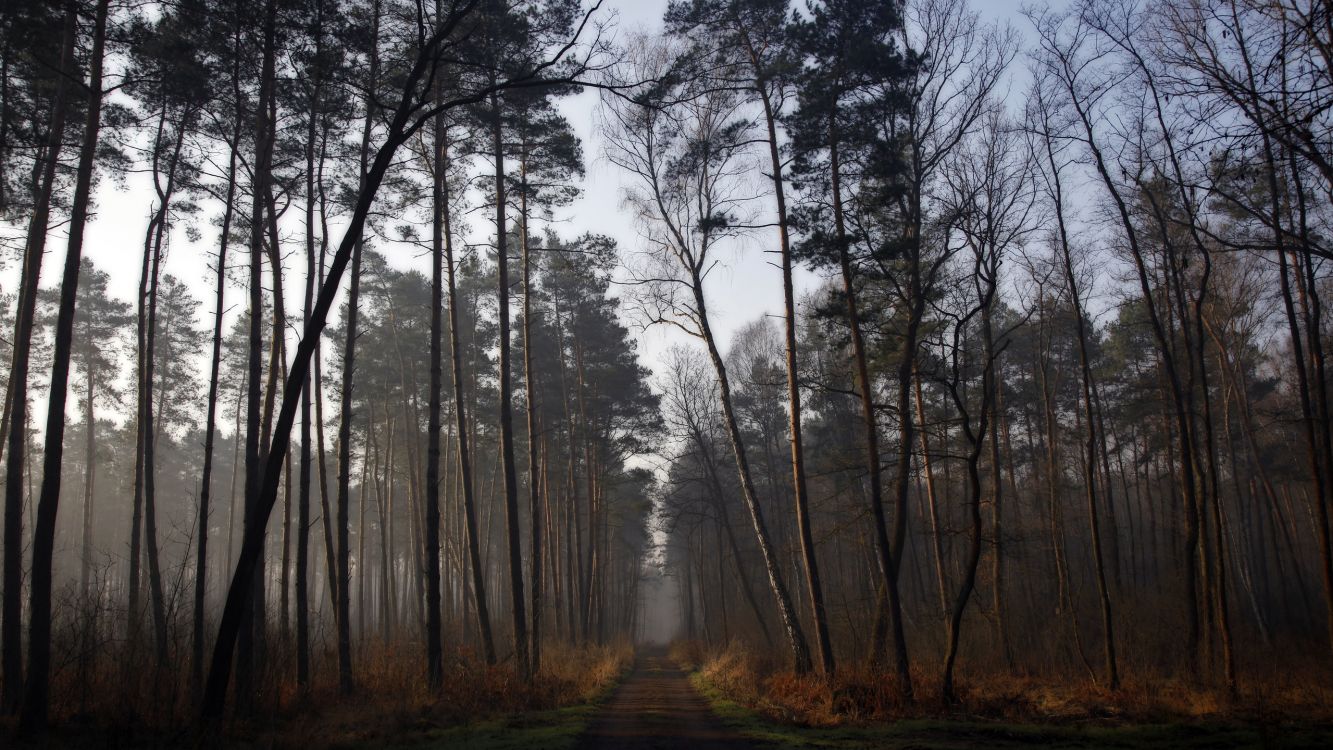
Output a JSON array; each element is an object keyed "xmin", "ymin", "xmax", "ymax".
[{"xmin": 2, "ymin": 0, "xmax": 1333, "ymax": 747}]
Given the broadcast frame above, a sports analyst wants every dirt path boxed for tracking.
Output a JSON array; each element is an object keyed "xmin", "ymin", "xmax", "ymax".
[{"xmin": 578, "ymin": 647, "xmax": 753, "ymax": 750}]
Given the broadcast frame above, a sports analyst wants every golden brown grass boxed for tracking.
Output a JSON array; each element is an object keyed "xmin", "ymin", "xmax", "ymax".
[
  {"xmin": 240, "ymin": 639, "xmax": 633, "ymax": 748},
  {"xmin": 5, "ymin": 634, "xmax": 633, "ymax": 747},
  {"xmin": 678, "ymin": 639, "xmax": 1333, "ymax": 729}
]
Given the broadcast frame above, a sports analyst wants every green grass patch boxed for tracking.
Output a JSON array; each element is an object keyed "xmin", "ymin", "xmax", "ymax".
[
  {"xmin": 689, "ymin": 671, "xmax": 1333, "ymax": 749},
  {"xmin": 372, "ymin": 666, "xmax": 627, "ymax": 750},
  {"xmin": 385, "ymin": 703, "xmax": 599, "ymax": 750}
]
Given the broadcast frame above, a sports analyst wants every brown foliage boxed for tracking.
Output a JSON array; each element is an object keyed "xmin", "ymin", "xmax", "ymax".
[
  {"xmin": 1, "ymin": 621, "xmax": 631, "ymax": 747},
  {"xmin": 682, "ymin": 640, "xmax": 1333, "ymax": 728}
]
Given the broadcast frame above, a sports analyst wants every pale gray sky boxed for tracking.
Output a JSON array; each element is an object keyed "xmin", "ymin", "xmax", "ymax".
[{"xmin": 4, "ymin": 0, "xmax": 1039, "ymax": 421}]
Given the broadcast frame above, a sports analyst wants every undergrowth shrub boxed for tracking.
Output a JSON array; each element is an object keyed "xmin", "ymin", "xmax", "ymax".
[
  {"xmin": 5, "ymin": 626, "xmax": 633, "ymax": 747},
  {"xmin": 258, "ymin": 638, "xmax": 633, "ymax": 747},
  {"xmin": 676, "ymin": 639, "xmax": 1333, "ymax": 728}
]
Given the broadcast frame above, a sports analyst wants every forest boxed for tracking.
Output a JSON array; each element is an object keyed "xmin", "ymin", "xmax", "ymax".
[{"xmin": 2, "ymin": 0, "xmax": 1333, "ymax": 746}]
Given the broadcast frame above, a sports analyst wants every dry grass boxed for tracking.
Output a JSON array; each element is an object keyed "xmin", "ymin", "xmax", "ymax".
[
  {"xmin": 678, "ymin": 639, "xmax": 1333, "ymax": 729},
  {"xmin": 4, "ymin": 634, "xmax": 633, "ymax": 747},
  {"xmin": 242, "ymin": 639, "xmax": 633, "ymax": 748}
]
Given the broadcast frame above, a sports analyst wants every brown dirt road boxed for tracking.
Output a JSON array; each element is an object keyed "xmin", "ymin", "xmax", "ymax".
[{"xmin": 577, "ymin": 647, "xmax": 753, "ymax": 750}]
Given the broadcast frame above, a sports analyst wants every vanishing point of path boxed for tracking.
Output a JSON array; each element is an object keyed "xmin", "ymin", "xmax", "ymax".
[{"xmin": 578, "ymin": 647, "xmax": 753, "ymax": 750}]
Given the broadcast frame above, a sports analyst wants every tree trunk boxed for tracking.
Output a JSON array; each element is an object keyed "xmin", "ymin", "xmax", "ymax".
[
  {"xmin": 693, "ymin": 278, "xmax": 812, "ymax": 673},
  {"xmin": 314, "ymin": 125, "xmax": 339, "ymax": 642},
  {"xmin": 693, "ymin": 425, "xmax": 774, "ymax": 647},
  {"xmin": 915, "ymin": 369, "xmax": 949, "ymax": 618},
  {"xmin": 751, "ymin": 50, "xmax": 833, "ymax": 676},
  {"xmin": 1064, "ymin": 71, "xmax": 1203, "ymax": 674},
  {"xmin": 141, "ymin": 106, "xmax": 192, "ymax": 668},
  {"xmin": 193, "ymin": 34, "xmax": 242, "ymax": 696},
  {"xmin": 333, "ymin": 0, "xmax": 378, "ymax": 694},
  {"xmin": 441, "ymin": 130, "xmax": 496, "ymax": 664},
  {"xmin": 424, "ymin": 59, "xmax": 446, "ymax": 688},
  {"xmin": 830, "ymin": 124, "xmax": 910, "ymax": 692},
  {"xmin": 519, "ymin": 153, "xmax": 544, "ymax": 673},
  {"xmin": 202, "ymin": 0, "xmax": 560, "ymax": 717},
  {"xmin": 1, "ymin": 4, "xmax": 74, "ymax": 714},
  {"xmin": 1041, "ymin": 127, "xmax": 1118, "ymax": 689},
  {"xmin": 237, "ymin": 0, "xmax": 278, "ymax": 713},
  {"xmin": 296, "ymin": 8, "xmax": 325, "ymax": 690},
  {"xmin": 80, "ymin": 349, "xmax": 96, "ymax": 599},
  {"xmin": 20, "ymin": 0, "xmax": 109, "ymax": 726},
  {"xmin": 940, "ymin": 378, "xmax": 988, "ymax": 703},
  {"xmin": 261, "ymin": 167, "xmax": 290, "ymax": 661},
  {"xmin": 492, "ymin": 89, "xmax": 530, "ymax": 678}
]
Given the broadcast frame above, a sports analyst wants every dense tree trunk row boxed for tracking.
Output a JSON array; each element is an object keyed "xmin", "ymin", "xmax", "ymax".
[
  {"xmin": 3, "ymin": 0, "xmax": 1333, "ymax": 733},
  {"xmin": 655, "ymin": 0, "xmax": 1333, "ymax": 702},
  {"xmin": 0, "ymin": 0, "xmax": 644, "ymax": 729}
]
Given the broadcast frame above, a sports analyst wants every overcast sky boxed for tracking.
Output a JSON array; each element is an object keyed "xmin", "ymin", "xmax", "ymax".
[{"xmin": 4, "ymin": 0, "xmax": 1038, "ymax": 412}]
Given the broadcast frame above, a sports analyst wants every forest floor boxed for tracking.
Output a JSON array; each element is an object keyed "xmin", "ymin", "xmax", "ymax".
[
  {"xmin": 1, "ymin": 642, "xmax": 635, "ymax": 749},
  {"xmin": 320, "ymin": 645, "xmax": 744, "ymax": 749},
  {"xmin": 688, "ymin": 672, "xmax": 1333, "ymax": 749},
  {"xmin": 409, "ymin": 646, "xmax": 1333, "ymax": 749},
  {"xmin": 692, "ymin": 675, "xmax": 1333, "ymax": 749},
  {"xmin": 675, "ymin": 643, "xmax": 1333, "ymax": 749},
  {"xmin": 9, "ymin": 643, "xmax": 1333, "ymax": 748}
]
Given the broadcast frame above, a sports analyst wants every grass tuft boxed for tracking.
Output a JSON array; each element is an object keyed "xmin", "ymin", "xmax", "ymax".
[{"xmin": 676, "ymin": 639, "xmax": 1333, "ymax": 749}]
